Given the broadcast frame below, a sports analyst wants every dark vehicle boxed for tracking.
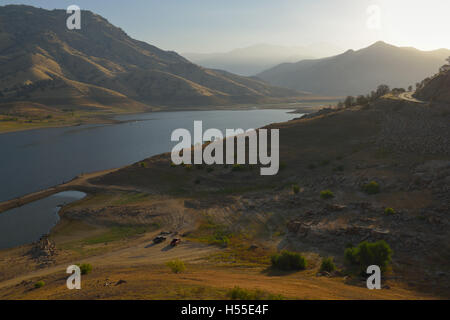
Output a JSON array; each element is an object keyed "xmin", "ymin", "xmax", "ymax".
[
  {"xmin": 170, "ymin": 238, "xmax": 181, "ymax": 247},
  {"xmin": 153, "ymin": 236, "xmax": 166, "ymax": 244}
]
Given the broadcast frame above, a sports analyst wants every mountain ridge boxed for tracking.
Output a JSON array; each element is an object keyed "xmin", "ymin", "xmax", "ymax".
[
  {"xmin": 257, "ymin": 41, "xmax": 450, "ymax": 96},
  {"xmin": 0, "ymin": 5, "xmax": 302, "ymax": 115}
]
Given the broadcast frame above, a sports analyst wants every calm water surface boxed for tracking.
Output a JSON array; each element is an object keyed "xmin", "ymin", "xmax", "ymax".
[
  {"xmin": 0, "ymin": 191, "xmax": 86, "ymax": 249},
  {"xmin": 0, "ymin": 109, "xmax": 298, "ymax": 202}
]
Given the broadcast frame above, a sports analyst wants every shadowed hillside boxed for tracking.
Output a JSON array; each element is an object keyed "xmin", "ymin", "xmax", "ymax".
[{"xmin": 415, "ymin": 68, "xmax": 450, "ymax": 104}]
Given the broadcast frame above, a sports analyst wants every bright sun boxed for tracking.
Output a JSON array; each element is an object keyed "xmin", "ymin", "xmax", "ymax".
[{"xmin": 378, "ymin": 0, "xmax": 450, "ymax": 50}]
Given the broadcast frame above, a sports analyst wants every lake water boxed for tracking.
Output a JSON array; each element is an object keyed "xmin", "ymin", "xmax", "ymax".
[
  {"xmin": 0, "ymin": 191, "xmax": 86, "ymax": 249},
  {"xmin": 0, "ymin": 109, "xmax": 298, "ymax": 202},
  {"xmin": 0, "ymin": 109, "xmax": 299, "ymax": 249}
]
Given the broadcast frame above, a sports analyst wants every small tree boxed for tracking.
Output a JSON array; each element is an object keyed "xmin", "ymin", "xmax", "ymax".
[
  {"xmin": 345, "ymin": 240, "xmax": 392, "ymax": 274},
  {"xmin": 376, "ymin": 84, "xmax": 390, "ymax": 98},
  {"xmin": 344, "ymin": 96, "xmax": 355, "ymax": 108},
  {"xmin": 356, "ymin": 95, "xmax": 368, "ymax": 106}
]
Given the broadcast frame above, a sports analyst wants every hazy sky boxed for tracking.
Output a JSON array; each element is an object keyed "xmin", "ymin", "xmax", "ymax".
[{"xmin": 1, "ymin": 0, "xmax": 449, "ymax": 53}]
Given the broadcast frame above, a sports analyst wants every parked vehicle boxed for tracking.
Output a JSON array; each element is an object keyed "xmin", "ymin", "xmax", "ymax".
[{"xmin": 153, "ymin": 236, "xmax": 166, "ymax": 244}]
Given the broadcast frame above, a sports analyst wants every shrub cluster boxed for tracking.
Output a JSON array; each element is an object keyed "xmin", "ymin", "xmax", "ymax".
[
  {"xmin": 292, "ymin": 184, "xmax": 300, "ymax": 194},
  {"xmin": 271, "ymin": 251, "xmax": 307, "ymax": 271},
  {"xmin": 344, "ymin": 240, "xmax": 392, "ymax": 274},
  {"xmin": 166, "ymin": 259, "xmax": 186, "ymax": 274},
  {"xmin": 319, "ymin": 257, "xmax": 336, "ymax": 273},
  {"xmin": 34, "ymin": 281, "xmax": 45, "ymax": 289},
  {"xmin": 363, "ymin": 181, "xmax": 380, "ymax": 194},
  {"xmin": 78, "ymin": 263, "xmax": 93, "ymax": 275},
  {"xmin": 320, "ymin": 190, "xmax": 335, "ymax": 199}
]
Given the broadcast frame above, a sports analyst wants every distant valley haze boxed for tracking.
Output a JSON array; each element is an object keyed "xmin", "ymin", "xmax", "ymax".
[{"xmin": 183, "ymin": 43, "xmax": 343, "ymax": 76}]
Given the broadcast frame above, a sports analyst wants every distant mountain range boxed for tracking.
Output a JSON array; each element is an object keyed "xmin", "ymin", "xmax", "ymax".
[
  {"xmin": 184, "ymin": 43, "xmax": 342, "ymax": 76},
  {"xmin": 257, "ymin": 41, "xmax": 450, "ymax": 96},
  {"xmin": 0, "ymin": 5, "xmax": 301, "ymax": 114}
]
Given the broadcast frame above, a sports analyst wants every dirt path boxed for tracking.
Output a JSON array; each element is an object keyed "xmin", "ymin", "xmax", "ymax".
[
  {"xmin": 398, "ymin": 92, "xmax": 425, "ymax": 104},
  {"xmin": 0, "ymin": 234, "xmax": 217, "ymax": 290}
]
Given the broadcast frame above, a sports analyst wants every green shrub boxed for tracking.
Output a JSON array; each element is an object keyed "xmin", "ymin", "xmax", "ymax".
[
  {"xmin": 320, "ymin": 257, "xmax": 336, "ymax": 273},
  {"xmin": 384, "ymin": 207, "xmax": 396, "ymax": 215},
  {"xmin": 34, "ymin": 281, "xmax": 45, "ymax": 289},
  {"xmin": 170, "ymin": 162, "xmax": 176, "ymax": 167},
  {"xmin": 320, "ymin": 190, "xmax": 334, "ymax": 199},
  {"xmin": 139, "ymin": 162, "xmax": 147, "ymax": 168},
  {"xmin": 292, "ymin": 184, "xmax": 300, "ymax": 194},
  {"xmin": 166, "ymin": 259, "xmax": 186, "ymax": 274},
  {"xmin": 271, "ymin": 250, "xmax": 307, "ymax": 271},
  {"xmin": 209, "ymin": 230, "xmax": 231, "ymax": 248},
  {"xmin": 78, "ymin": 263, "xmax": 92, "ymax": 275},
  {"xmin": 363, "ymin": 181, "xmax": 380, "ymax": 194},
  {"xmin": 232, "ymin": 164, "xmax": 244, "ymax": 172},
  {"xmin": 344, "ymin": 240, "xmax": 392, "ymax": 273}
]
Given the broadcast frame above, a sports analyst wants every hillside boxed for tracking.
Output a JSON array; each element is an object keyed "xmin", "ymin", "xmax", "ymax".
[
  {"xmin": 415, "ymin": 69, "xmax": 450, "ymax": 104},
  {"xmin": 0, "ymin": 5, "xmax": 300, "ymax": 116},
  {"xmin": 257, "ymin": 41, "xmax": 450, "ymax": 96}
]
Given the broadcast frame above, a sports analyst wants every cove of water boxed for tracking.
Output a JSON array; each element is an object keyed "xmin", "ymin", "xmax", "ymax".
[{"xmin": 0, "ymin": 191, "xmax": 86, "ymax": 249}]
